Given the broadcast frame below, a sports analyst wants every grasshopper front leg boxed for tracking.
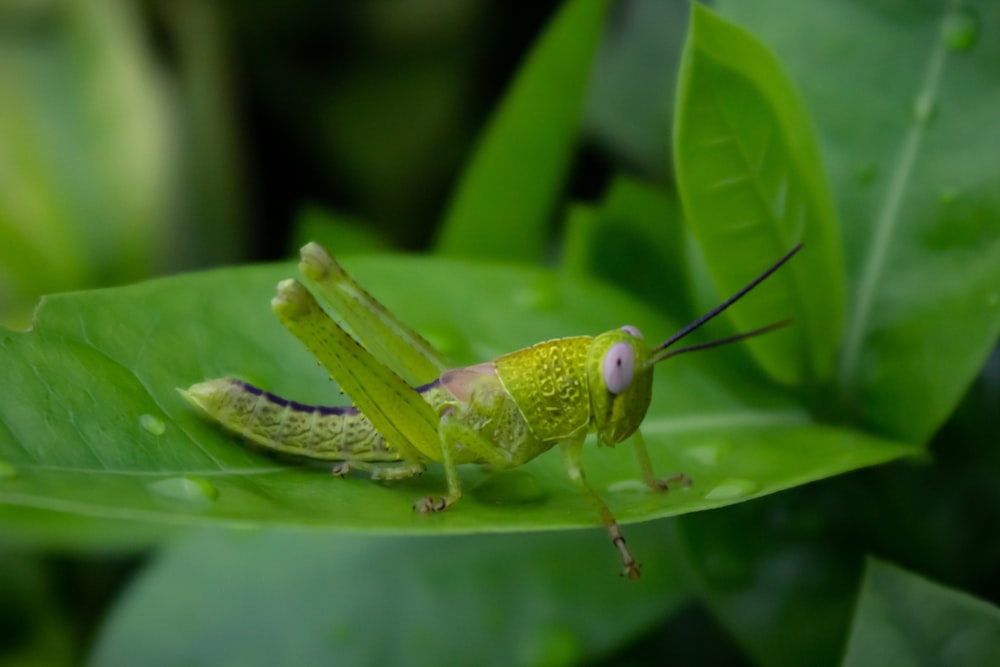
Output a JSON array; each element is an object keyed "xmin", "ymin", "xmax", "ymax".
[
  {"xmin": 630, "ymin": 429, "xmax": 692, "ymax": 491},
  {"xmin": 561, "ymin": 437, "xmax": 641, "ymax": 580}
]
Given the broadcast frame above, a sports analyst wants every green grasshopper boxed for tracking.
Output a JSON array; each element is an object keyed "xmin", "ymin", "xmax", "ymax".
[{"xmin": 181, "ymin": 242, "xmax": 800, "ymax": 579}]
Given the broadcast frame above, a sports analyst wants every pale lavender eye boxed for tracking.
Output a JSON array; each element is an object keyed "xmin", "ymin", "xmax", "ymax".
[
  {"xmin": 603, "ymin": 342, "xmax": 634, "ymax": 395},
  {"xmin": 620, "ymin": 325, "xmax": 643, "ymax": 339}
]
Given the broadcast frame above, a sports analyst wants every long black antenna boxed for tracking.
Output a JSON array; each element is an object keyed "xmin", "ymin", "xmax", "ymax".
[
  {"xmin": 652, "ymin": 319, "xmax": 791, "ymax": 364},
  {"xmin": 653, "ymin": 243, "xmax": 802, "ymax": 355}
]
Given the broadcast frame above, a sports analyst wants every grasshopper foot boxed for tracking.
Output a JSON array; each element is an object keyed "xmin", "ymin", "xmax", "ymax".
[
  {"xmin": 646, "ymin": 471, "xmax": 692, "ymax": 492},
  {"xmin": 413, "ymin": 495, "xmax": 456, "ymax": 514},
  {"xmin": 612, "ymin": 532, "xmax": 642, "ymax": 581},
  {"xmin": 330, "ymin": 462, "xmax": 351, "ymax": 477}
]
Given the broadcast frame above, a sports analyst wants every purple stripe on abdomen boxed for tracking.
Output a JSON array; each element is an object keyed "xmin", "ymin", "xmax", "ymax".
[{"xmin": 234, "ymin": 380, "xmax": 360, "ymax": 416}]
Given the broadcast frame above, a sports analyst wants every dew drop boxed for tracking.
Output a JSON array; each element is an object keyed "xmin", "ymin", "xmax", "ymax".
[
  {"xmin": 941, "ymin": 7, "xmax": 979, "ymax": 51},
  {"xmin": 147, "ymin": 476, "xmax": 218, "ymax": 506},
  {"xmin": 139, "ymin": 413, "xmax": 165, "ymax": 436},
  {"xmin": 471, "ymin": 470, "xmax": 547, "ymax": 505},
  {"xmin": 686, "ymin": 443, "xmax": 722, "ymax": 467},
  {"xmin": 0, "ymin": 461, "xmax": 17, "ymax": 480},
  {"xmin": 703, "ymin": 478, "xmax": 758, "ymax": 501}
]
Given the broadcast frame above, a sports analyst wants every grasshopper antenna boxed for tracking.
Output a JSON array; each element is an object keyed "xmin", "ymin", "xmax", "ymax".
[{"xmin": 651, "ymin": 243, "xmax": 802, "ymax": 363}]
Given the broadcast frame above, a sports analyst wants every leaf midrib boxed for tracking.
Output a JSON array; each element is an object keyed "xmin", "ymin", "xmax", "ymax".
[{"xmin": 838, "ymin": 6, "xmax": 953, "ymax": 390}]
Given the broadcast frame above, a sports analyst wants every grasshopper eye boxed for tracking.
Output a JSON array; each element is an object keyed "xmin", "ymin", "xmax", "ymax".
[
  {"xmin": 603, "ymin": 342, "xmax": 634, "ymax": 395},
  {"xmin": 620, "ymin": 325, "xmax": 643, "ymax": 339}
]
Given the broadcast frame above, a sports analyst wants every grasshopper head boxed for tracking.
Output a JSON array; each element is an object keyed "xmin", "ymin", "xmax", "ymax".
[
  {"xmin": 587, "ymin": 243, "xmax": 805, "ymax": 447},
  {"xmin": 587, "ymin": 326, "xmax": 656, "ymax": 446}
]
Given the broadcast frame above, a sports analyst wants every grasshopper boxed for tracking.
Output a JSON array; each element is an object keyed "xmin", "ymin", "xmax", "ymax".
[{"xmin": 181, "ymin": 242, "xmax": 800, "ymax": 579}]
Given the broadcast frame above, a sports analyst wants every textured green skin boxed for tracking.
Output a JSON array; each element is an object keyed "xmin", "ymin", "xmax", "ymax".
[{"xmin": 183, "ymin": 329, "xmax": 655, "ymax": 468}]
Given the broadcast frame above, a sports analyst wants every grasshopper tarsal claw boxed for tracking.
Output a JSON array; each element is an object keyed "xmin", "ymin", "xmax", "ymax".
[
  {"xmin": 649, "ymin": 472, "xmax": 694, "ymax": 492},
  {"xmin": 413, "ymin": 496, "xmax": 452, "ymax": 514}
]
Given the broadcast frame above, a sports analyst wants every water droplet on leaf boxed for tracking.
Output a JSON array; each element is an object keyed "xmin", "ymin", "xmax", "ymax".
[
  {"xmin": 686, "ymin": 443, "xmax": 723, "ymax": 466},
  {"xmin": 139, "ymin": 414, "xmax": 165, "ymax": 435},
  {"xmin": 942, "ymin": 7, "xmax": 979, "ymax": 51},
  {"xmin": 148, "ymin": 476, "xmax": 218, "ymax": 506},
  {"xmin": 704, "ymin": 478, "xmax": 758, "ymax": 501}
]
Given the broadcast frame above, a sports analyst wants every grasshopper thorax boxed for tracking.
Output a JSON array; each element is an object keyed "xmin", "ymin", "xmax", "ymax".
[{"xmin": 587, "ymin": 325, "xmax": 655, "ymax": 446}]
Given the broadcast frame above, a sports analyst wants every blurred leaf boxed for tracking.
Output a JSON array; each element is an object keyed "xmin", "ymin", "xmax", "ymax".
[
  {"xmin": 157, "ymin": 0, "xmax": 247, "ymax": 263},
  {"xmin": 718, "ymin": 0, "xmax": 1000, "ymax": 442},
  {"xmin": 672, "ymin": 352, "xmax": 1000, "ymax": 667},
  {"xmin": 674, "ymin": 4, "xmax": 845, "ymax": 385},
  {"xmin": 842, "ymin": 558, "xmax": 1000, "ymax": 667},
  {"xmin": 289, "ymin": 205, "xmax": 390, "ymax": 256},
  {"xmin": 0, "ymin": 554, "xmax": 74, "ymax": 667},
  {"xmin": 0, "ymin": 257, "xmax": 911, "ymax": 547},
  {"xmin": 258, "ymin": 2, "xmax": 487, "ymax": 248},
  {"xmin": 584, "ymin": 0, "xmax": 688, "ymax": 175},
  {"xmin": 561, "ymin": 175, "xmax": 694, "ymax": 320},
  {"xmin": 677, "ymin": 485, "xmax": 863, "ymax": 667},
  {"xmin": 0, "ymin": 0, "xmax": 178, "ymax": 325},
  {"xmin": 89, "ymin": 524, "xmax": 689, "ymax": 666},
  {"xmin": 434, "ymin": 0, "xmax": 609, "ymax": 261}
]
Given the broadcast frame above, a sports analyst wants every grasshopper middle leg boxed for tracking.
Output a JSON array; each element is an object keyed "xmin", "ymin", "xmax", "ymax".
[{"xmin": 561, "ymin": 437, "xmax": 641, "ymax": 580}]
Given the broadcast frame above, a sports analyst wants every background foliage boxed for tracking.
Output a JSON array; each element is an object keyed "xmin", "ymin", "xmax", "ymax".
[{"xmin": 1, "ymin": 1, "xmax": 998, "ymax": 665}]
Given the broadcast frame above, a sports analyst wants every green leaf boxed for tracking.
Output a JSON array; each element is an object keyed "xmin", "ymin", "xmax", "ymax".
[
  {"xmin": 674, "ymin": 4, "xmax": 845, "ymax": 385},
  {"xmin": 289, "ymin": 205, "xmax": 389, "ymax": 256},
  {"xmin": 0, "ymin": 0, "xmax": 178, "ymax": 325},
  {"xmin": 842, "ymin": 558, "xmax": 1000, "ymax": 666},
  {"xmin": 583, "ymin": 0, "xmax": 688, "ymax": 174},
  {"xmin": 716, "ymin": 0, "xmax": 1000, "ymax": 442},
  {"xmin": 433, "ymin": 0, "xmax": 609, "ymax": 261},
  {"xmin": 0, "ymin": 257, "xmax": 912, "ymax": 547},
  {"xmin": 561, "ymin": 175, "xmax": 694, "ymax": 320},
  {"xmin": 88, "ymin": 525, "xmax": 689, "ymax": 666},
  {"xmin": 677, "ymin": 484, "xmax": 864, "ymax": 667},
  {"xmin": 0, "ymin": 554, "xmax": 75, "ymax": 666}
]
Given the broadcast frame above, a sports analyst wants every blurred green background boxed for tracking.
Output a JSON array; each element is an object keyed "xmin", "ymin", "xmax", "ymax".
[
  {"xmin": 3, "ymin": 1, "xmax": 1000, "ymax": 665},
  {"xmin": 1, "ymin": 0, "xmax": 613, "ymax": 327}
]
